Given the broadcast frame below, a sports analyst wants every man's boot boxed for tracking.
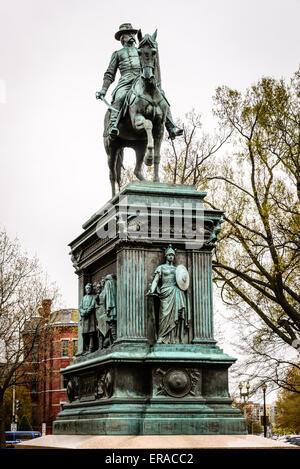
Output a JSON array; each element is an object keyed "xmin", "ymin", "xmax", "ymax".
[
  {"xmin": 109, "ymin": 109, "xmax": 120, "ymax": 137},
  {"xmin": 88, "ymin": 334, "xmax": 94, "ymax": 354},
  {"xmin": 109, "ymin": 320, "xmax": 117, "ymax": 342},
  {"xmin": 82, "ymin": 335, "xmax": 89, "ymax": 355},
  {"xmin": 165, "ymin": 112, "xmax": 183, "ymax": 140}
]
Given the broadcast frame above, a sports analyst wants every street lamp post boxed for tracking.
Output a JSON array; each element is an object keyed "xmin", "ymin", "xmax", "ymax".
[
  {"xmin": 239, "ymin": 382, "xmax": 250, "ymax": 402},
  {"xmin": 262, "ymin": 383, "xmax": 267, "ymax": 438},
  {"xmin": 239, "ymin": 382, "xmax": 251, "ymax": 431},
  {"xmin": 12, "ymin": 384, "xmax": 16, "ymax": 425},
  {"xmin": 11, "ymin": 372, "xmax": 17, "ymax": 431}
]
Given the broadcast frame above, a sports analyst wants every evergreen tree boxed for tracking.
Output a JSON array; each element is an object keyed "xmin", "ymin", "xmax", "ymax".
[{"xmin": 18, "ymin": 415, "xmax": 32, "ymax": 431}]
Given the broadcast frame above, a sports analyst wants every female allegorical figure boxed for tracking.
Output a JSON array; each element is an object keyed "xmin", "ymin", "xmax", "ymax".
[{"xmin": 148, "ymin": 245, "xmax": 190, "ymax": 344}]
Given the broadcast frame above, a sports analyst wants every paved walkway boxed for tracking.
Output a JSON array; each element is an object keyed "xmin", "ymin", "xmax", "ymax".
[{"xmin": 16, "ymin": 434, "xmax": 298, "ymax": 449}]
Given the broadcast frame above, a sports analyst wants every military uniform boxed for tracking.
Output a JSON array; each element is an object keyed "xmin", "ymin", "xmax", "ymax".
[
  {"xmin": 99, "ymin": 23, "xmax": 183, "ymax": 139},
  {"xmin": 79, "ymin": 290, "xmax": 97, "ymax": 353},
  {"xmin": 103, "ymin": 46, "xmax": 141, "ymax": 105}
]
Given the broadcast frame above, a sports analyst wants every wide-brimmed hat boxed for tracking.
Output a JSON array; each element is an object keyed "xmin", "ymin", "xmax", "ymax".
[{"xmin": 115, "ymin": 23, "xmax": 138, "ymax": 41}]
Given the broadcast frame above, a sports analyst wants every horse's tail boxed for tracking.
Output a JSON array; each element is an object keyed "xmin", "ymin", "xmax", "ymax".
[{"xmin": 115, "ymin": 148, "xmax": 124, "ymax": 190}]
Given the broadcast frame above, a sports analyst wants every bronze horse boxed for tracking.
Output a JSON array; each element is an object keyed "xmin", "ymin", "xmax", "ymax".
[{"xmin": 103, "ymin": 31, "xmax": 169, "ymax": 197}]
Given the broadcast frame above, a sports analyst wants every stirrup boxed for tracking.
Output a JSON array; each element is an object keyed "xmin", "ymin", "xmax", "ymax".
[{"xmin": 167, "ymin": 127, "xmax": 183, "ymax": 140}]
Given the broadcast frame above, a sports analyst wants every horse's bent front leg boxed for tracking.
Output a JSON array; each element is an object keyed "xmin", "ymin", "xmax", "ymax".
[{"xmin": 133, "ymin": 115, "xmax": 154, "ymax": 166}]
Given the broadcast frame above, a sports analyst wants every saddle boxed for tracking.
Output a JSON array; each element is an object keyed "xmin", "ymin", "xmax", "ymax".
[
  {"xmin": 103, "ymin": 78, "xmax": 169, "ymax": 138},
  {"xmin": 124, "ymin": 79, "xmax": 168, "ymax": 115}
]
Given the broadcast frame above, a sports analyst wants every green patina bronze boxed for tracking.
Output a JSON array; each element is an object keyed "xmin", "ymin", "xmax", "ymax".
[
  {"xmin": 53, "ymin": 23, "xmax": 246, "ymax": 436},
  {"xmin": 94, "ymin": 275, "xmax": 117, "ymax": 349},
  {"xmin": 96, "ymin": 24, "xmax": 183, "ymax": 196},
  {"xmin": 78, "ymin": 283, "xmax": 97, "ymax": 354},
  {"xmin": 53, "ymin": 182, "xmax": 247, "ymax": 435},
  {"xmin": 147, "ymin": 245, "xmax": 190, "ymax": 344}
]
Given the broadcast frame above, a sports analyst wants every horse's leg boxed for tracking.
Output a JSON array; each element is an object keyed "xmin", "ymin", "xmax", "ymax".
[
  {"xmin": 109, "ymin": 161, "xmax": 116, "ymax": 197},
  {"xmin": 132, "ymin": 113, "xmax": 154, "ymax": 166},
  {"xmin": 106, "ymin": 142, "xmax": 118, "ymax": 197},
  {"xmin": 134, "ymin": 142, "xmax": 147, "ymax": 181},
  {"xmin": 153, "ymin": 138, "xmax": 161, "ymax": 183},
  {"xmin": 115, "ymin": 148, "xmax": 124, "ymax": 192},
  {"xmin": 153, "ymin": 127, "xmax": 164, "ymax": 182},
  {"xmin": 143, "ymin": 119, "xmax": 154, "ymax": 166},
  {"xmin": 104, "ymin": 114, "xmax": 116, "ymax": 197}
]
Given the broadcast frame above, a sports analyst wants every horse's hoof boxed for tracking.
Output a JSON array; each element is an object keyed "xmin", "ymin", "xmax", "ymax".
[{"xmin": 134, "ymin": 171, "xmax": 145, "ymax": 181}]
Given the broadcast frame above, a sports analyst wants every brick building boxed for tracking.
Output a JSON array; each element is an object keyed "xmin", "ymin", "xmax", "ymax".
[
  {"xmin": 24, "ymin": 300, "xmax": 78, "ymax": 434},
  {"xmin": 233, "ymin": 400, "xmax": 278, "ymax": 435}
]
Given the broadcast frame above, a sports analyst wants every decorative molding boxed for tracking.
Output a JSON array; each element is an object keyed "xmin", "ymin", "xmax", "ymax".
[
  {"xmin": 154, "ymin": 367, "xmax": 201, "ymax": 398},
  {"xmin": 192, "ymin": 251, "xmax": 214, "ymax": 341},
  {"xmin": 97, "ymin": 369, "xmax": 114, "ymax": 399}
]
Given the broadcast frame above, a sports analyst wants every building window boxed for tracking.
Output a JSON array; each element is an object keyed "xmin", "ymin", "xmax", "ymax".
[
  {"xmin": 61, "ymin": 375, "xmax": 68, "ymax": 389},
  {"xmin": 61, "ymin": 340, "xmax": 69, "ymax": 357},
  {"xmin": 32, "ymin": 345, "xmax": 38, "ymax": 362},
  {"xmin": 31, "ymin": 375, "xmax": 38, "ymax": 393},
  {"xmin": 72, "ymin": 340, "xmax": 78, "ymax": 356},
  {"xmin": 62, "ymin": 311, "xmax": 70, "ymax": 323}
]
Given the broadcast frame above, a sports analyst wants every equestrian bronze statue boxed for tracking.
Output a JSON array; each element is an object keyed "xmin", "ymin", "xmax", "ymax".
[{"xmin": 96, "ymin": 23, "xmax": 183, "ymax": 197}]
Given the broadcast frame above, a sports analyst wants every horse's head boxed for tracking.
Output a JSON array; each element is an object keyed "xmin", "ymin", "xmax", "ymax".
[{"xmin": 137, "ymin": 30, "xmax": 158, "ymax": 82}]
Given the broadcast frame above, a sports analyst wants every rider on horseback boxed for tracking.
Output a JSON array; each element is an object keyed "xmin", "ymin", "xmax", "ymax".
[{"xmin": 96, "ymin": 23, "xmax": 183, "ymax": 140}]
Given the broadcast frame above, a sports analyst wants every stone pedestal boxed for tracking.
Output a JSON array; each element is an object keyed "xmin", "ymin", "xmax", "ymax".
[{"xmin": 53, "ymin": 181, "xmax": 246, "ymax": 435}]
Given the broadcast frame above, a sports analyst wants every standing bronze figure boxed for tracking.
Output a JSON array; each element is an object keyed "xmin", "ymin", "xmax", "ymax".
[
  {"xmin": 79, "ymin": 283, "xmax": 97, "ymax": 354},
  {"xmin": 95, "ymin": 275, "xmax": 117, "ymax": 349},
  {"xmin": 96, "ymin": 24, "xmax": 183, "ymax": 196},
  {"xmin": 148, "ymin": 245, "xmax": 190, "ymax": 344}
]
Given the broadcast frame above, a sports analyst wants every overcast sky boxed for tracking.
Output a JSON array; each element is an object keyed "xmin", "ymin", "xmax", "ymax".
[{"xmin": 0, "ymin": 1, "xmax": 299, "ymax": 393}]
